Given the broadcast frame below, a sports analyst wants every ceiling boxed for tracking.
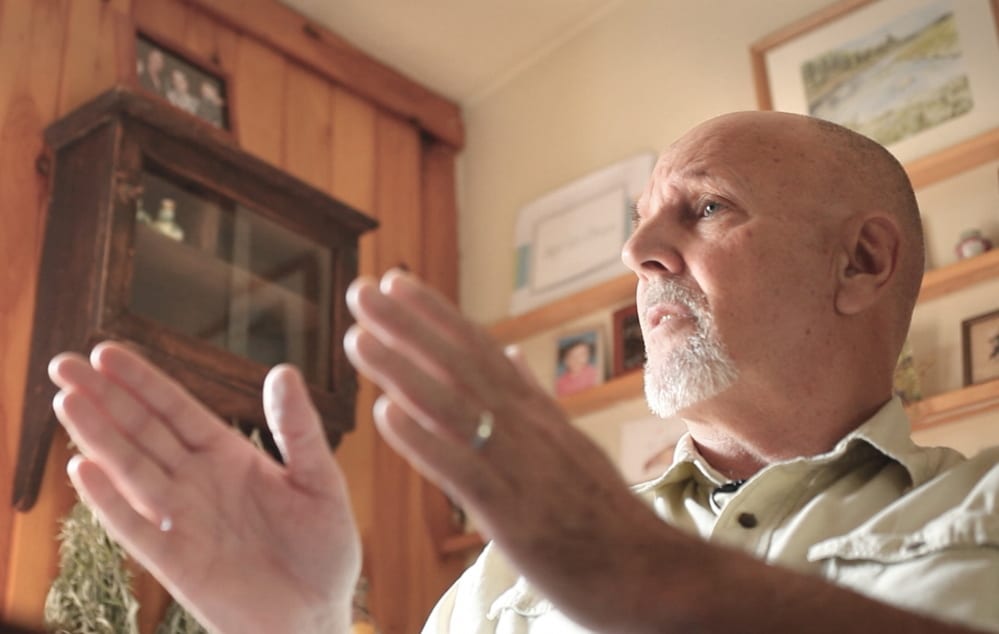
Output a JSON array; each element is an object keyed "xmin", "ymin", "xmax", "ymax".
[{"xmin": 279, "ymin": 0, "xmax": 623, "ymax": 105}]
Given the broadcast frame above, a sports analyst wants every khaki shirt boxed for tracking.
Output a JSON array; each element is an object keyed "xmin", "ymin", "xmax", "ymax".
[{"xmin": 423, "ymin": 399, "xmax": 999, "ymax": 633}]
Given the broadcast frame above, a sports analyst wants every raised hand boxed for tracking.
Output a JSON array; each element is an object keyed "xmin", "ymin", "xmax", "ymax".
[
  {"xmin": 344, "ymin": 270, "xmax": 675, "ymax": 632},
  {"xmin": 49, "ymin": 343, "xmax": 360, "ymax": 634}
]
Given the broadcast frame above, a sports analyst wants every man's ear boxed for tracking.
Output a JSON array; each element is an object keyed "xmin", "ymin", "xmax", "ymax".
[{"xmin": 835, "ymin": 214, "xmax": 900, "ymax": 315}]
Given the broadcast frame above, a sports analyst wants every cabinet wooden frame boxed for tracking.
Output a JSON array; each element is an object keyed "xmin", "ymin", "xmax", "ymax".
[{"xmin": 12, "ymin": 87, "xmax": 376, "ymax": 511}]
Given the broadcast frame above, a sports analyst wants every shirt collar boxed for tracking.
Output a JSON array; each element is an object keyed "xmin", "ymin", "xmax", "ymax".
[{"xmin": 633, "ymin": 397, "xmax": 926, "ymax": 495}]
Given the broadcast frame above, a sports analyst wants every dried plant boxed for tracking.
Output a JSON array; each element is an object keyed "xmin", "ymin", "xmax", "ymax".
[{"xmin": 44, "ymin": 500, "xmax": 139, "ymax": 634}]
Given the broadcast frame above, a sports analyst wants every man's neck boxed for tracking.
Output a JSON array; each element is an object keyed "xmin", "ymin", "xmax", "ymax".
[{"xmin": 677, "ymin": 393, "xmax": 892, "ymax": 480}]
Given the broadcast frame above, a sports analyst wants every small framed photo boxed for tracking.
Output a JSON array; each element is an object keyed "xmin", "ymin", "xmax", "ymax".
[
  {"xmin": 612, "ymin": 304, "xmax": 645, "ymax": 377},
  {"xmin": 554, "ymin": 328, "xmax": 605, "ymax": 397},
  {"xmin": 962, "ymin": 308, "xmax": 999, "ymax": 386},
  {"xmin": 134, "ymin": 30, "xmax": 233, "ymax": 132}
]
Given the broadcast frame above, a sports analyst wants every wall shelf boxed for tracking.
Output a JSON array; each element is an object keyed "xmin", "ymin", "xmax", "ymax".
[
  {"xmin": 917, "ymin": 249, "xmax": 999, "ymax": 304},
  {"xmin": 559, "ymin": 370, "xmax": 643, "ymax": 418},
  {"xmin": 908, "ymin": 379, "xmax": 999, "ymax": 430},
  {"xmin": 489, "ymin": 275, "xmax": 635, "ymax": 344}
]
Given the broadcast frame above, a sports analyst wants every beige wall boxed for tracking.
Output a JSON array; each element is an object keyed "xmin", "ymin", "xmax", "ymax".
[{"xmin": 458, "ymin": 0, "xmax": 999, "ymax": 460}]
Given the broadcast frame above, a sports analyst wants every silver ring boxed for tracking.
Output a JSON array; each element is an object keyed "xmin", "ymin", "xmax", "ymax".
[{"xmin": 470, "ymin": 410, "xmax": 494, "ymax": 451}]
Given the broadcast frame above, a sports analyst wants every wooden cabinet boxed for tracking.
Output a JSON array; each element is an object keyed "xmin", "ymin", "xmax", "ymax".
[{"xmin": 12, "ymin": 87, "xmax": 376, "ymax": 511}]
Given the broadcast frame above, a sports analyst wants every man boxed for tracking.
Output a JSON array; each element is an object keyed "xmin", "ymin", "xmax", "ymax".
[{"xmin": 49, "ymin": 112, "xmax": 999, "ymax": 633}]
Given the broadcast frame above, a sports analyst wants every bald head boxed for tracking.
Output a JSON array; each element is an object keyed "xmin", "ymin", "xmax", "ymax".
[{"xmin": 674, "ymin": 111, "xmax": 924, "ymax": 347}]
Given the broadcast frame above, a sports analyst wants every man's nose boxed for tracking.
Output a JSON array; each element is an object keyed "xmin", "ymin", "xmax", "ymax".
[{"xmin": 621, "ymin": 220, "xmax": 685, "ymax": 280}]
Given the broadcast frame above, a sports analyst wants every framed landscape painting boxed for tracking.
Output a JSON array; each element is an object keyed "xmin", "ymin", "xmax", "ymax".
[{"xmin": 751, "ymin": 0, "xmax": 999, "ymax": 164}]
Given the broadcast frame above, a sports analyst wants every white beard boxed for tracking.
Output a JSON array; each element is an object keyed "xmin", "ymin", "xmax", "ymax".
[{"xmin": 640, "ymin": 280, "xmax": 737, "ymax": 419}]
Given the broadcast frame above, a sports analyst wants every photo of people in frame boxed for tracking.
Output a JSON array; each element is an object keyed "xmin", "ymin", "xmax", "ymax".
[
  {"xmin": 136, "ymin": 34, "xmax": 229, "ymax": 130},
  {"xmin": 554, "ymin": 329, "xmax": 604, "ymax": 397}
]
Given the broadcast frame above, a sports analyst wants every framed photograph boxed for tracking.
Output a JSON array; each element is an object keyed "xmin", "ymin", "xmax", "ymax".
[
  {"xmin": 510, "ymin": 152, "xmax": 655, "ymax": 316},
  {"xmin": 554, "ymin": 328, "xmax": 605, "ymax": 397},
  {"xmin": 133, "ymin": 30, "xmax": 233, "ymax": 132},
  {"xmin": 612, "ymin": 304, "xmax": 645, "ymax": 377},
  {"xmin": 962, "ymin": 308, "xmax": 999, "ymax": 385},
  {"xmin": 750, "ymin": 0, "xmax": 999, "ymax": 164}
]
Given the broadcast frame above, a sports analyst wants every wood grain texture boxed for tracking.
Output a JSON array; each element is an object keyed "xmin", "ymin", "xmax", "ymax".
[
  {"xmin": 415, "ymin": 138, "xmax": 467, "ymax": 617},
  {"xmin": 1, "ymin": 2, "xmax": 464, "ymax": 631},
  {"xmin": 185, "ymin": 0, "xmax": 464, "ymax": 148},
  {"xmin": 57, "ymin": 0, "xmax": 129, "ymax": 115},
  {"xmin": 0, "ymin": 0, "xmax": 69, "ymax": 622},
  {"xmin": 232, "ymin": 34, "xmax": 286, "ymax": 166},
  {"xmin": 283, "ymin": 64, "xmax": 333, "ymax": 192},
  {"xmin": 368, "ymin": 112, "xmax": 424, "ymax": 634},
  {"xmin": 330, "ymin": 87, "xmax": 377, "ymax": 216},
  {"xmin": 328, "ymin": 86, "xmax": 377, "ymax": 538}
]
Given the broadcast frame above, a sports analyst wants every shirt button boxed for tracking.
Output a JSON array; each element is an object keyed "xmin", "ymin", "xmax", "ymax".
[{"xmin": 737, "ymin": 512, "xmax": 758, "ymax": 529}]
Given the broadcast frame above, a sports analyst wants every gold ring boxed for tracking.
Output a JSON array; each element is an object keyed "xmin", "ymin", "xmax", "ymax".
[{"xmin": 470, "ymin": 410, "xmax": 494, "ymax": 451}]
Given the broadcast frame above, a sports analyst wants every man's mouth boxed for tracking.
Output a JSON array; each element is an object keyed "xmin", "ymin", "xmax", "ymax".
[{"xmin": 645, "ymin": 304, "xmax": 695, "ymax": 331}]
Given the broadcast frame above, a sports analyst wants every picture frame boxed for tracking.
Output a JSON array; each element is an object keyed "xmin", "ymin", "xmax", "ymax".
[
  {"xmin": 132, "ymin": 29, "xmax": 234, "ymax": 134},
  {"xmin": 750, "ymin": 0, "xmax": 999, "ymax": 165},
  {"xmin": 510, "ymin": 152, "xmax": 655, "ymax": 316},
  {"xmin": 612, "ymin": 304, "xmax": 645, "ymax": 377},
  {"xmin": 962, "ymin": 308, "xmax": 999, "ymax": 385},
  {"xmin": 554, "ymin": 327, "xmax": 605, "ymax": 397}
]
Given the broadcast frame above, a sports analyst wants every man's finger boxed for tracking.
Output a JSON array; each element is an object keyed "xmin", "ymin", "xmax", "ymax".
[
  {"xmin": 344, "ymin": 325, "xmax": 486, "ymax": 446},
  {"xmin": 262, "ymin": 364, "xmax": 338, "ymax": 493},
  {"xmin": 50, "ymin": 353, "xmax": 188, "ymax": 476},
  {"xmin": 67, "ymin": 455, "xmax": 177, "ymax": 582},
  {"xmin": 89, "ymin": 342, "xmax": 224, "ymax": 450},
  {"xmin": 371, "ymin": 395, "xmax": 506, "ymax": 511},
  {"xmin": 54, "ymin": 389, "xmax": 176, "ymax": 524}
]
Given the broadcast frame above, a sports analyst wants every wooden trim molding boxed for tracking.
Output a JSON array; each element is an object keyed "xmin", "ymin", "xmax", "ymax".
[{"xmin": 184, "ymin": 0, "xmax": 465, "ymax": 148}]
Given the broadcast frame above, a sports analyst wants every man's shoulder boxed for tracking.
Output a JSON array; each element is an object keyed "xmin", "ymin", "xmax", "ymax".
[{"xmin": 808, "ymin": 444, "xmax": 999, "ymax": 562}]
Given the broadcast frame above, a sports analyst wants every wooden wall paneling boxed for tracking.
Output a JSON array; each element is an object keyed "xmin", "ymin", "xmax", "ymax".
[
  {"xmin": 283, "ymin": 65, "xmax": 333, "ymax": 192},
  {"xmin": 416, "ymin": 140, "xmax": 468, "ymax": 597},
  {"xmin": 184, "ymin": 0, "xmax": 464, "ymax": 148},
  {"xmin": 0, "ymin": 1, "xmax": 71, "ymax": 622},
  {"xmin": 57, "ymin": 0, "xmax": 131, "ymax": 116},
  {"xmin": 330, "ymin": 88, "xmax": 377, "ymax": 216},
  {"xmin": 4, "ymin": 433, "xmax": 76, "ymax": 629},
  {"xmin": 328, "ymin": 86, "xmax": 377, "ymax": 539},
  {"xmin": 132, "ymin": 0, "xmax": 187, "ymax": 36},
  {"xmin": 368, "ymin": 112, "xmax": 425, "ymax": 634},
  {"xmin": 179, "ymin": 6, "xmax": 238, "ymax": 70},
  {"xmin": 419, "ymin": 141, "xmax": 459, "ymax": 301},
  {"xmin": 232, "ymin": 35, "xmax": 286, "ymax": 167}
]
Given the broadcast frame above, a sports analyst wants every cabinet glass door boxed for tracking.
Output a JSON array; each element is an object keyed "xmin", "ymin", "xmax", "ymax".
[{"xmin": 129, "ymin": 169, "xmax": 332, "ymax": 384}]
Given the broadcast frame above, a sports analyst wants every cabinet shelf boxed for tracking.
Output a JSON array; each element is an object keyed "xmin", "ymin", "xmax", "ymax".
[{"xmin": 907, "ymin": 379, "xmax": 999, "ymax": 430}]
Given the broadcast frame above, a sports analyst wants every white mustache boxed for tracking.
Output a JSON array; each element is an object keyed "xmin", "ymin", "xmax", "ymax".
[{"xmin": 640, "ymin": 280, "xmax": 710, "ymax": 324}]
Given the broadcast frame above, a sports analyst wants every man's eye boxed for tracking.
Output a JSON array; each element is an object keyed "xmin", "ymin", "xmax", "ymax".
[{"xmin": 701, "ymin": 201, "xmax": 722, "ymax": 218}]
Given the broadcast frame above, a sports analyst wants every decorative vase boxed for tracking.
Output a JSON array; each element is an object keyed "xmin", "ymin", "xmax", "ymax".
[{"xmin": 954, "ymin": 229, "xmax": 992, "ymax": 260}]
